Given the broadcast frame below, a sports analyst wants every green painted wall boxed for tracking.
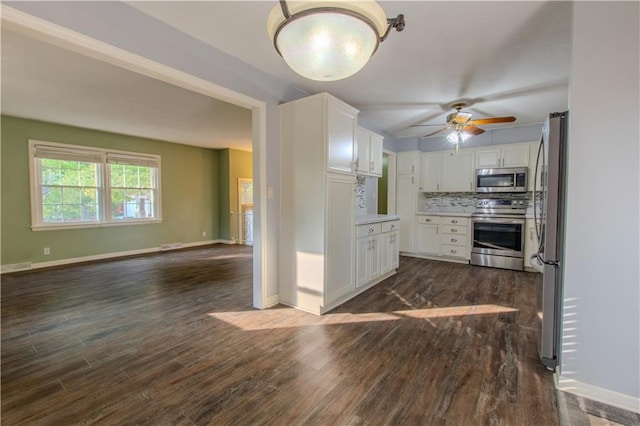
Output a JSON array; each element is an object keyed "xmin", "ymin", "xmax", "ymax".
[
  {"xmin": 378, "ymin": 153, "xmax": 389, "ymax": 214},
  {"xmin": 1, "ymin": 116, "xmax": 221, "ymax": 265}
]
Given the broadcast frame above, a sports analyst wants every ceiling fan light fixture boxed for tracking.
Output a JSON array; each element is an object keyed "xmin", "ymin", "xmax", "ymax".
[
  {"xmin": 267, "ymin": 1, "xmax": 405, "ymax": 81},
  {"xmin": 447, "ymin": 130, "xmax": 471, "ymax": 145}
]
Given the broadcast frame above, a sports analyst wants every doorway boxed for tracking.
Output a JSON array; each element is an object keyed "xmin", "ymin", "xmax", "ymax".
[{"xmin": 237, "ymin": 178, "xmax": 253, "ymax": 246}]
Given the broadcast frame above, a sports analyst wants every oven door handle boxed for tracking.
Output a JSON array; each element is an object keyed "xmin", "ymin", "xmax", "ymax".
[
  {"xmin": 473, "ymin": 239, "xmax": 516, "ymax": 251},
  {"xmin": 472, "ymin": 217, "xmax": 525, "ymax": 225}
]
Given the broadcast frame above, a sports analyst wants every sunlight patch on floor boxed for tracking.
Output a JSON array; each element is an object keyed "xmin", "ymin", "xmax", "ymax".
[{"xmin": 207, "ymin": 304, "xmax": 518, "ymax": 331}]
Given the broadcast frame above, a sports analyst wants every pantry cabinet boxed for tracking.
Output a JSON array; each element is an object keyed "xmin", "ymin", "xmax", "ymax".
[
  {"xmin": 279, "ymin": 93, "xmax": 357, "ymax": 314},
  {"xmin": 396, "ymin": 151, "xmax": 419, "ymax": 253},
  {"xmin": 356, "ymin": 126, "xmax": 384, "ymax": 177}
]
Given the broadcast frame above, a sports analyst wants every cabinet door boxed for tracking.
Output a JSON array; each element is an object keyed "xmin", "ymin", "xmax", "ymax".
[
  {"xmin": 396, "ymin": 174, "xmax": 416, "ymax": 252},
  {"xmin": 326, "ymin": 99, "xmax": 356, "ymax": 175},
  {"xmin": 369, "ymin": 132, "xmax": 384, "ymax": 176},
  {"xmin": 442, "ymin": 151, "xmax": 474, "ymax": 192},
  {"xmin": 420, "ymin": 152, "xmax": 442, "ymax": 192},
  {"xmin": 397, "ymin": 151, "xmax": 418, "ymax": 175},
  {"xmin": 356, "ymin": 127, "xmax": 371, "ymax": 176},
  {"xmin": 325, "ymin": 175, "xmax": 355, "ymax": 303},
  {"xmin": 476, "ymin": 149, "xmax": 502, "ymax": 168},
  {"xmin": 369, "ymin": 234, "xmax": 381, "ymax": 281},
  {"xmin": 417, "ymin": 224, "xmax": 440, "ymax": 255},
  {"xmin": 356, "ymin": 237, "xmax": 370, "ymax": 287},
  {"xmin": 391, "ymin": 231, "xmax": 399, "ymax": 270},
  {"xmin": 502, "ymin": 144, "xmax": 530, "ymax": 167},
  {"xmin": 380, "ymin": 232, "xmax": 392, "ymax": 276}
]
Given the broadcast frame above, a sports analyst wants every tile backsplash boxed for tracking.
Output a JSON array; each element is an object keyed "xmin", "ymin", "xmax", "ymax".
[{"xmin": 419, "ymin": 192, "xmax": 540, "ymax": 214}]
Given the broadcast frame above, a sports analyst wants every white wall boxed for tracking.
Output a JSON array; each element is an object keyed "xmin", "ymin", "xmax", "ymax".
[{"xmin": 561, "ymin": 1, "xmax": 639, "ymax": 408}]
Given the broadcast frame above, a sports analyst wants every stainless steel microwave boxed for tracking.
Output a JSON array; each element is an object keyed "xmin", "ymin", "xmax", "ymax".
[{"xmin": 475, "ymin": 167, "xmax": 528, "ymax": 193}]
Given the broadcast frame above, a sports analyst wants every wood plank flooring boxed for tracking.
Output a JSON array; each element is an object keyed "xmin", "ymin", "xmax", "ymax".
[{"xmin": 1, "ymin": 245, "xmax": 559, "ymax": 425}]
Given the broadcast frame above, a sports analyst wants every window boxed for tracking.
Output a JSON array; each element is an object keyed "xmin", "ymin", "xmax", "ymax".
[{"xmin": 29, "ymin": 140, "xmax": 161, "ymax": 230}]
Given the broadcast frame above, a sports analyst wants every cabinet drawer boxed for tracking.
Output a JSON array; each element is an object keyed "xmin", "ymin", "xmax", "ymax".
[
  {"xmin": 381, "ymin": 220, "xmax": 399, "ymax": 233},
  {"xmin": 441, "ymin": 217, "xmax": 466, "ymax": 226},
  {"xmin": 417, "ymin": 216, "xmax": 440, "ymax": 225},
  {"xmin": 441, "ymin": 234, "xmax": 466, "ymax": 246},
  {"xmin": 357, "ymin": 223, "xmax": 381, "ymax": 238},
  {"xmin": 441, "ymin": 225, "xmax": 467, "ymax": 235},
  {"xmin": 441, "ymin": 244, "xmax": 467, "ymax": 259}
]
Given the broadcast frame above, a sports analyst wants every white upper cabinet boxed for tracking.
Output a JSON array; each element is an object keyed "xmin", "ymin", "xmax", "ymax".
[
  {"xmin": 356, "ymin": 126, "xmax": 383, "ymax": 177},
  {"xmin": 397, "ymin": 150, "xmax": 418, "ymax": 175},
  {"xmin": 420, "ymin": 150, "xmax": 473, "ymax": 192},
  {"xmin": 476, "ymin": 142, "xmax": 530, "ymax": 168},
  {"xmin": 441, "ymin": 151, "xmax": 474, "ymax": 192},
  {"xmin": 420, "ymin": 152, "xmax": 442, "ymax": 192},
  {"xmin": 326, "ymin": 96, "xmax": 358, "ymax": 175}
]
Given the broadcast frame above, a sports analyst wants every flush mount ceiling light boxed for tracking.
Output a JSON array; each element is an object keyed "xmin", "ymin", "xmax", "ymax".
[{"xmin": 267, "ymin": 0, "xmax": 405, "ymax": 81}]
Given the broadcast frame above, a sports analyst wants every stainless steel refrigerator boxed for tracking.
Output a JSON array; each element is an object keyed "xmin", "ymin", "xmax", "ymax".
[{"xmin": 532, "ymin": 111, "xmax": 568, "ymax": 370}]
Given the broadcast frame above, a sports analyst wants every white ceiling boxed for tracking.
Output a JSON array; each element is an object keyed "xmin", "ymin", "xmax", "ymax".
[{"xmin": 2, "ymin": 1, "xmax": 572, "ymax": 149}]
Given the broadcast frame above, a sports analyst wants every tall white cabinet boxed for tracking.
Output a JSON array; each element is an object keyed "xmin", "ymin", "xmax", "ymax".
[
  {"xmin": 396, "ymin": 151, "xmax": 419, "ymax": 253},
  {"xmin": 279, "ymin": 93, "xmax": 357, "ymax": 314}
]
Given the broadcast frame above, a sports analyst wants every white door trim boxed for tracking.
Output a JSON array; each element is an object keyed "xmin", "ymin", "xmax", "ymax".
[{"xmin": 384, "ymin": 149, "xmax": 397, "ymax": 215}]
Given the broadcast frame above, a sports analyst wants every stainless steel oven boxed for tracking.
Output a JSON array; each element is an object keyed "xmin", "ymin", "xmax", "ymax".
[{"xmin": 470, "ymin": 198, "xmax": 526, "ymax": 271}]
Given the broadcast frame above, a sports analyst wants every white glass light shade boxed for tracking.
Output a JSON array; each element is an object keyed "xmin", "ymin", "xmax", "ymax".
[
  {"xmin": 267, "ymin": 1, "xmax": 389, "ymax": 81},
  {"xmin": 447, "ymin": 131, "xmax": 471, "ymax": 144},
  {"xmin": 276, "ymin": 13, "xmax": 377, "ymax": 81}
]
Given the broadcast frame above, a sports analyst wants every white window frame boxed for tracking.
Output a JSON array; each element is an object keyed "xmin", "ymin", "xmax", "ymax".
[{"xmin": 29, "ymin": 139, "xmax": 162, "ymax": 231}]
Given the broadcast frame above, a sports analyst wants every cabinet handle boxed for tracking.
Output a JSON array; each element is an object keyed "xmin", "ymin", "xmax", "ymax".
[
  {"xmin": 451, "ymin": 229, "xmax": 458, "ymax": 233},
  {"xmin": 451, "ymin": 238, "xmax": 457, "ymax": 243},
  {"xmin": 425, "ymin": 218, "xmax": 431, "ymax": 222},
  {"xmin": 450, "ymin": 249, "xmax": 457, "ymax": 254},
  {"xmin": 370, "ymin": 161, "xmax": 374, "ymax": 171},
  {"xmin": 391, "ymin": 224, "xmax": 395, "ymax": 229},
  {"xmin": 412, "ymin": 176, "xmax": 415, "ymax": 185},
  {"xmin": 452, "ymin": 220, "xmax": 458, "ymax": 224},
  {"xmin": 530, "ymin": 230, "xmax": 533, "ymax": 239},
  {"xmin": 437, "ymin": 183, "xmax": 440, "ymax": 191},
  {"xmin": 369, "ymin": 228, "xmax": 374, "ymax": 233},
  {"xmin": 412, "ymin": 165, "xmax": 415, "ymax": 173}
]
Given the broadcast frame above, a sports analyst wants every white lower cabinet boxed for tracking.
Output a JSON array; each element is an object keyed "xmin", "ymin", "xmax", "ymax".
[
  {"xmin": 356, "ymin": 220, "xmax": 399, "ymax": 289},
  {"xmin": 381, "ymin": 220, "xmax": 400, "ymax": 275},
  {"xmin": 417, "ymin": 216, "xmax": 440, "ymax": 255},
  {"xmin": 416, "ymin": 215, "xmax": 471, "ymax": 262}
]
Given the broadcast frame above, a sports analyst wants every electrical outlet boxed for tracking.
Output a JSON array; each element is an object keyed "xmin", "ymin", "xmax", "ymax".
[
  {"xmin": 202, "ymin": 231, "xmax": 206, "ymax": 237},
  {"xmin": 43, "ymin": 247, "xmax": 51, "ymax": 255}
]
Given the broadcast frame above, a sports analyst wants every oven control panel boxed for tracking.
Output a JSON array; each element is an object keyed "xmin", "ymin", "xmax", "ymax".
[{"xmin": 475, "ymin": 198, "xmax": 527, "ymax": 215}]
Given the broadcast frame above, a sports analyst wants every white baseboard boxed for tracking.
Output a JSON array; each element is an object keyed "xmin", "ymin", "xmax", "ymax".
[
  {"xmin": 555, "ymin": 373, "xmax": 640, "ymax": 414},
  {"xmin": 1, "ymin": 240, "xmax": 231, "ymax": 273}
]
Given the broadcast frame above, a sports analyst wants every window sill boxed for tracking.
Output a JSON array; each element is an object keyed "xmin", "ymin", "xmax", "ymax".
[{"xmin": 31, "ymin": 219, "xmax": 162, "ymax": 231}]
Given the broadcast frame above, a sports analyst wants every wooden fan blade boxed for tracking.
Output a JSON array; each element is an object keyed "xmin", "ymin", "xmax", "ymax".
[
  {"xmin": 453, "ymin": 112, "xmax": 472, "ymax": 123},
  {"xmin": 469, "ymin": 116, "xmax": 516, "ymax": 125},
  {"xmin": 423, "ymin": 127, "xmax": 448, "ymax": 137},
  {"xmin": 463, "ymin": 125, "xmax": 485, "ymax": 135}
]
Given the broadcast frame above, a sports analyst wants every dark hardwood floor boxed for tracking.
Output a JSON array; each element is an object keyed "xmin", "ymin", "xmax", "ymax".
[{"xmin": 1, "ymin": 245, "xmax": 559, "ymax": 425}]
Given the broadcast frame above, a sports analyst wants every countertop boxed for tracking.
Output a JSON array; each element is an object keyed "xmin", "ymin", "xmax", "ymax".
[
  {"xmin": 416, "ymin": 211, "xmax": 474, "ymax": 217},
  {"xmin": 356, "ymin": 214, "xmax": 401, "ymax": 225}
]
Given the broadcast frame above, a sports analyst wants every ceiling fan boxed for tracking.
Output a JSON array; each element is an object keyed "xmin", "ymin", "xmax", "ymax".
[{"xmin": 413, "ymin": 103, "xmax": 516, "ymax": 143}]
